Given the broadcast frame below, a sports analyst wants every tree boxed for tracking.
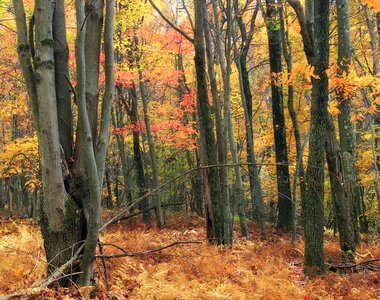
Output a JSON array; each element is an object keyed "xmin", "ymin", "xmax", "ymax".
[
  {"xmin": 265, "ymin": 0, "xmax": 292, "ymax": 230},
  {"xmin": 287, "ymin": 0, "xmax": 329, "ymax": 273},
  {"xmin": 194, "ymin": 0, "xmax": 226, "ymax": 243},
  {"xmin": 334, "ymin": 0, "xmax": 358, "ymax": 252},
  {"xmin": 280, "ymin": 3, "xmax": 307, "ymax": 231},
  {"xmin": 12, "ymin": 0, "xmax": 114, "ymax": 285},
  {"xmin": 233, "ymin": 0, "xmax": 265, "ymax": 230}
]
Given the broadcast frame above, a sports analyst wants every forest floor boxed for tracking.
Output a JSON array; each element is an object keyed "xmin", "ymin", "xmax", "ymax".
[{"xmin": 0, "ymin": 213, "xmax": 380, "ymax": 299}]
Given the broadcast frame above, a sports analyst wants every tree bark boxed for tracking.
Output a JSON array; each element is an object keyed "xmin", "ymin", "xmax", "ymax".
[
  {"xmin": 303, "ymin": 0, "xmax": 330, "ymax": 274},
  {"xmin": 266, "ymin": 0, "xmax": 292, "ymax": 230},
  {"xmin": 325, "ymin": 115, "xmax": 356, "ymax": 254},
  {"xmin": 138, "ymin": 68, "xmax": 164, "ymax": 228},
  {"xmin": 336, "ymin": 0, "xmax": 359, "ymax": 247},
  {"xmin": 203, "ymin": 2, "xmax": 231, "ymax": 244},
  {"xmin": 280, "ymin": 5, "xmax": 307, "ymax": 228},
  {"xmin": 194, "ymin": 0, "xmax": 223, "ymax": 243},
  {"xmin": 84, "ymin": 0, "xmax": 104, "ymax": 145},
  {"xmin": 232, "ymin": 0, "xmax": 265, "ymax": 231},
  {"xmin": 53, "ymin": 0, "xmax": 72, "ymax": 159},
  {"xmin": 127, "ymin": 84, "xmax": 150, "ymax": 222}
]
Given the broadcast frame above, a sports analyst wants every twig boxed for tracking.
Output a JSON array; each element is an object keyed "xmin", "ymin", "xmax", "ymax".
[
  {"xmin": 27, "ymin": 246, "xmax": 41, "ymax": 276},
  {"xmin": 95, "ymin": 240, "xmax": 202, "ymax": 259},
  {"xmin": 98, "ymin": 242, "xmax": 126, "ymax": 253},
  {"xmin": 31, "ymin": 244, "xmax": 85, "ymax": 288},
  {"xmin": 100, "ymin": 162, "xmax": 289, "ymax": 230},
  {"xmin": 97, "ymin": 241, "xmax": 109, "ymax": 290}
]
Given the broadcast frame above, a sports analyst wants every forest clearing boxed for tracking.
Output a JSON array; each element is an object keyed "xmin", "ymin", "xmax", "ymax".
[{"xmin": 1, "ymin": 0, "xmax": 380, "ymax": 297}]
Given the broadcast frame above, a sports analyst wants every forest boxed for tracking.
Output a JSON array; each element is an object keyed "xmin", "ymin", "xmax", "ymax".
[{"xmin": 0, "ymin": 0, "xmax": 380, "ymax": 298}]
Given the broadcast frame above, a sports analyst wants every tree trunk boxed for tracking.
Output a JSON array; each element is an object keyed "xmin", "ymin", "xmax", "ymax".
[
  {"xmin": 303, "ymin": 0, "xmax": 330, "ymax": 274},
  {"xmin": 128, "ymin": 85, "xmax": 150, "ymax": 222},
  {"xmin": 194, "ymin": 0, "xmax": 224, "ymax": 244},
  {"xmin": 280, "ymin": 5, "xmax": 307, "ymax": 228},
  {"xmin": 325, "ymin": 114, "xmax": 356, "ymax": 254},
  {"xmin": 232, "ymin": 0, "xmax": 265, "ymax": 231},
  {"xmin": 84, "ymin": 0, "xmax": 103, "ymax": 145},
  {"xmin": 112, "ymin": 100, "xmax": 133, "ymax": 204},
  {"xmin": 203, "ymin": 2, "xmax": 231, "ymax": 244},
  {"xmin": 53, "ymin": 0, "xmax": 72, "ymax": 159},
  {"xmin": 212, "ymin": 0, "xmax": 249, "ymax": 238},
  {"xmin": 336, "ymin": 0, "xmax": 359, "ymax": 247},
  {"xmin": 138, "ymin": 68, "xmax": 164, "ymax": 228},
  {"xmin": 266, "ymin": 0, "xmax": 292, "ymax": 230},
  {"xmin": 363, "ymin": 6, "xmax": 380, "ymax": 75},
  {"xmin": 14, "ymin": 0, "xmax": 114, "ymax": 286}
]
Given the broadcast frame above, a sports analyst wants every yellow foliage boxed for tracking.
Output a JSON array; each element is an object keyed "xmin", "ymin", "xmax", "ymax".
[{"xmin": 0, "ymin": 135, "xmax": 39, "ymax": 190}]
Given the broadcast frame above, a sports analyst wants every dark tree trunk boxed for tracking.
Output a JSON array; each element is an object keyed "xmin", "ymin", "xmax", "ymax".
[
  {"xmin": 128, "ymin": 85, "xmax": 150, "ymax": 222},
  {"xmin": 40, "ymin": 199, "xmax": 83, "ymax": 280},
  {"xmin": 203, "ymin": 2, "xmax": 231, "ymax": 244},
  {"xmin": 235, "ymin": 8, "xmax": 265, "ymax": 228},
  {"xmin": 303, "ymin": 0, "xmax": 330, "ymax": 274},
  {"xmin": 266, "ymin": 0, "xmax": 292, "ymax": 230},
  {"xmin": 280, "ymin": 5, "xmax": 307, "ymax": 228},
  {"xmin": 113, "ymin": 91, "xmax": 133, "ymax": 204},
  {"xmin": 194, "ymin": 0, "xmax": 223, "ymax": 243}
]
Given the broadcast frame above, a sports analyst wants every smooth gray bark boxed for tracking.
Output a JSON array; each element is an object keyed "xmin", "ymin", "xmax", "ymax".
[
  {"xmin": 53, "ymin": 0, "xmax": 73, "ymax": 159},
  {"xmin": 35, "ymin": 0, "xmax": 67, "ymax": 231}
]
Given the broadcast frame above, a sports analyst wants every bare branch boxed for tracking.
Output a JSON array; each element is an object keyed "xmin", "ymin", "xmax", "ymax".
[
  {"xmin": 148, "ymin": 0, "xmax": 194, "ymax": 43},
  {"xmin": 96, "ymin": 240, "xmax": 202, "ymax": 259}
]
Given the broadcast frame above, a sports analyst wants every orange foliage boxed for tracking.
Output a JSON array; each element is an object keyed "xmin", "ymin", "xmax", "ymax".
[{"xmin": 1, "ymin": 215, "xmax": 380, "ymax": 299}]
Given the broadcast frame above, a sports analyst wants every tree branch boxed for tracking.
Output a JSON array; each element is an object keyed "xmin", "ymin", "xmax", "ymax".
[
  {"xmin": 95, "ymin": 240, "xmax": 202, "ymax": 259},
  {"xmin": 286, "ymin": 0, "xmax": 314, "ymax": 64},
  {"xmin": 148, "ymin": 0, "xmax": 194, "ymax": 43}
]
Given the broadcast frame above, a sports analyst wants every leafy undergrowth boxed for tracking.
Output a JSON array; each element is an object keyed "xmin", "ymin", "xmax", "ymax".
[{"xmin": 1, "ymin": 214, "xmax": 380, "ymax": 299}]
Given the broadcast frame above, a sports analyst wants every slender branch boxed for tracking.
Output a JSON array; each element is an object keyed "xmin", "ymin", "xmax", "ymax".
[
  {"xmin": 182, "ymin": 0, "xmax": 194, "ymax": 32},
  {"xmin": 148, "ymin": 0, "xmax": 194, "ymax": 43},
  {"xmin": 95, "ymin": 240, "xmax": 202, "ymax": 259},
  {"xmin": 100, "ymin": 162, "xmax": 290, "ymax": 230}
]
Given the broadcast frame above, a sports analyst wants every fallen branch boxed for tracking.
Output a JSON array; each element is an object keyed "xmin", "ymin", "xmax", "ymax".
[
  {"xmin": 0, "ymin": 287, "xmax": 48, "ymax": 300},
  {"xmin": 97, "ymin": 241, "xmax": 109, "ymax": 289},
  {"xmin": 0, "ymin": 272, "xmax": 83, "ymax": 300},
  {"xmin": 326, "ymin": 258, "xmax": 380, "ymax": 271},
  {"xmin": 96, "ymin": 240, "xmax": 202, "ymax": 259},
  {"xmin": 31, "ymin": 244, "xmax": 85, "ymax": 288}
]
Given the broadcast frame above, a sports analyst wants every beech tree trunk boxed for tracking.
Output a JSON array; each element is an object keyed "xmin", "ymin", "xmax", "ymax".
[{"xmin": 13, "ymin": 0, "xmax": 115, "ymax": 286}]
